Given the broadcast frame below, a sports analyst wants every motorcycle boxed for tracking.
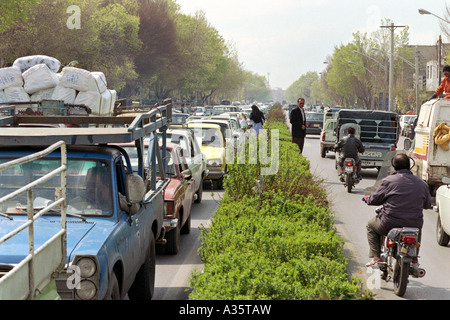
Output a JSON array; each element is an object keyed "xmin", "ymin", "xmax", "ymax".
[
  {"xmin": 367, "ymin": 206, "xmax": 426, "ymax": 297},
  {"xmin": 338, "ymin": 158, "xmax": 359, "ymax": 193}
]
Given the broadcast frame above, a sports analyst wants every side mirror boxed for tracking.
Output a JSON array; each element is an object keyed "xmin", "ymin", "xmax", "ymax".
[
  {"xmin": 126, "ymin": 174, "xmax": 145, "ymax": 203},
  {"xmin": 119, "ymin": 174, "xmax": 145, "ymax": 216},
  {"xmin": 404, "ymin": 138, "xmax": 412, "ymax": 150},
  {"xmin": 181, "ymin": 168, "xmax": 192, "ymax": 180}
]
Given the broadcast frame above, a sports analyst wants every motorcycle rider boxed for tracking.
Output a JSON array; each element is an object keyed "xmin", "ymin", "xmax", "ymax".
[
  {"xmin": 334, "ymin": 126, "xmax": 365, "ymax": 182},
  {"xmin": 363, "ymin": 153, "xmax": 432, "ymax": 273}
]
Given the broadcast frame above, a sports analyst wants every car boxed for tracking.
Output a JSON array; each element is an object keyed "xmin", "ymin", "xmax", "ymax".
[
  {"xmin": 399, "ymin": 114, "xmax": 416, "ymax": 135},
  {"xmin": 188, "ymin": 118, "xmax": 241, "ymax": 152},
  {"xmin": 187, "ymin": 122, "xmax": 227, "ymax": 189},
  {"xmin": 156, "ymin": 143, "xmax": 195, "ymax": 254},
  {"xmin": 402, "ymin": 115, "xmax": 417, "ymax": 137},
  {"xmin": 212, "ymin": 105, "xmax": 239, "ymax": 115},
  {"xmin": 305, "ymin": 112, "xmax": 324, "ymax": 135},
  {"xmin": 319, "ymin": 118, "xmax": 337, "ymax": 158},
  {"xmin": 117, "ymin": 141, "xmax": 195, "ymax": 254},
  {"xmin": 172, "ymin": 113, "xmax": 189, "ymax": 124},
  {"xmin": 157, "ymin": 125, "xmax": 208, "ymax": 203},
  {"xmin": 434, "ymin": 176, "xmax": 450, "ymax": 246}
]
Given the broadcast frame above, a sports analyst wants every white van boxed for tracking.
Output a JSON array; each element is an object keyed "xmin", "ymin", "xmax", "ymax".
[{"xmin": 408, "ymin": 98, "xmax": 450, "ymax": 194}]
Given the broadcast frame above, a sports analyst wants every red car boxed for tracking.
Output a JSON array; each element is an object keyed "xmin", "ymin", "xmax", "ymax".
[
  {"xmin": 113, "ymin": 141, "xmax": 195, "ymax": 255},
  {"xmin": 159, "ymin": 143, "xmax": 195, "ymax": 254}
]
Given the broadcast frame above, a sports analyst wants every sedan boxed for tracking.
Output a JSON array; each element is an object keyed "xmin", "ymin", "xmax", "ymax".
[{"xmin": 305, "ymin": 112, "xmax": 324, "ymax": 135}]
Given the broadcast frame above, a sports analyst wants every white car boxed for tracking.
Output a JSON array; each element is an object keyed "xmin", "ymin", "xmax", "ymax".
[{"xmin": 434, "ymin": 176, "xmax": 450, "ymax": 246}]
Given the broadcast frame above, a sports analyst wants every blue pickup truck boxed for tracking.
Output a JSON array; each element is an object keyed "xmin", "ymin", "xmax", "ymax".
[{"xmin": 0, "ymin": 102, "xmax": 171, "ymax": 300}]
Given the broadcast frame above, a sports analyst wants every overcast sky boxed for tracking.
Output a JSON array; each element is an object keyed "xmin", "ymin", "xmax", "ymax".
[{"xmin": 175, "ymin": 0, "xmax": 450, "ymax": 90}]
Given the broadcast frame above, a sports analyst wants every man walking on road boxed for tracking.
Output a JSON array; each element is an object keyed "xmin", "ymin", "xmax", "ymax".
[{"xmin": 289, "ymin": 98, "xmax": 307, "ymax": 153}]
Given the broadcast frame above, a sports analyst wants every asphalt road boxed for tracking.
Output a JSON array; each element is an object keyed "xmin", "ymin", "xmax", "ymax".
[
  {"xmin": 302, "ymin": 134, "xmax": 450, "ymax": 300},
  {"xmin": 153, "ymin": 185, "xmax": 224, "ymax": 300}
]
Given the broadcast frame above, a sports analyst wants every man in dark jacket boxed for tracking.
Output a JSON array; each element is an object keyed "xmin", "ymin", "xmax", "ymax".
[
  {"xmin": 335, "ymin": 126, "xmax": 365, "ymax": 181},
  {"xmin": 363, "ymin": 153, "xmax": 432, "ymax": 269},
  {"xmin": 289, "ymin": 98, "xmax": 306, "ymax": 153}
]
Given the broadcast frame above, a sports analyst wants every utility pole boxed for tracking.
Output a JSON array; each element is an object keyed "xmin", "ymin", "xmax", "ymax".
[{"xmin": 380, "ymin": 22, "xmax": 405, "ymax": 112}]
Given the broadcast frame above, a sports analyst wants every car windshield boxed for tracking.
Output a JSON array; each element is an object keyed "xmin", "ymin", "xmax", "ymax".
[
  {"xmin": 306, "ymin": 113, "xmax": 324, "ymax": 121},
  {"xmin": 0, "ymin": 158, "xmax": 113, "ymax": 216},
  {"xmin": 121, "ymin": 146, "xmax": 178, "ymax": 178},
  {"xmin": 193, "ymin": 128, "xmax": 223, "ymax": 147}
]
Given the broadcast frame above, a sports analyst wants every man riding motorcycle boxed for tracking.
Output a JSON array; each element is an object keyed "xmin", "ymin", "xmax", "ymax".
[
  {"xmin": 363, "ymin": 153, "xmax": 432, "ymax": 274},
  {"xmin": 335, "ymin": 126, "xmax": 365, "ymax": 182}
]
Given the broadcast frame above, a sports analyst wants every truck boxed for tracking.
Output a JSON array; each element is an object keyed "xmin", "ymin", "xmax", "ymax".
[
  {"xmin": 0, "ymin": 141, "xmax": 67, "ymax": 300},
  {"xmin": 406, "ymin": 98, "xmax": 450, "ymax": 195},
  {"xmin": 335, "ymin": 109, "xmax": 400, "ymax": 170},
  {"xmin": 0, "ymin": 100, "xmax": 171, "ymax": 300}
]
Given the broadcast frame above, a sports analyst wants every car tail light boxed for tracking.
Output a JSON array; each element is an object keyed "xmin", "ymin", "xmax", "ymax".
[
  {"xmin": 321, "ymin": 132, "xmax": 325, "ymax": 141},
  {"xmin": 165, "ymin": 201, "xmax": 174, "ymax": 215},
  {"xmin": 391, "ymin": 146, "xmax": 397, "ymax": 151},
  {"xmin": 402, "ymin": 236, "xmax": 416, "ymax": 245},
  {"xmin": 306, "ymin": 122, "xmax": 310, "ymax": 127}
]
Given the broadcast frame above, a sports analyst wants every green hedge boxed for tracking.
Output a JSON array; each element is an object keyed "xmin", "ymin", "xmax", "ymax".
[{"xmin": 189, "ymin": 119, "xmax": 370, "ymax": 300}]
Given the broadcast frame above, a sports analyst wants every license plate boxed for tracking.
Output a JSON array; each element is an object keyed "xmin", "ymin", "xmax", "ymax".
[
  {"xmin": 314, "ymin": 124, "xmax": 320, "ymax": 127},
  {"xmin": 345, "ymin": 167, "xmax": 353, "ymax": 173},
  {"xmin": 361, "ymin": 160, "xmax": 375, "ymax": 166}
]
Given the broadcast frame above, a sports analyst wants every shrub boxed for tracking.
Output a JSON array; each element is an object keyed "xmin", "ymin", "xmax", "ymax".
[{"xmin": 189, "ymin": 119, "xmax": 369, "ymax": 300}]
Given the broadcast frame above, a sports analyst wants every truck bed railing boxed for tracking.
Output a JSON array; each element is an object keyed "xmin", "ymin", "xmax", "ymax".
[
  {"xmin": 337, "ymin": 117, "xmax": 399, "ymax": 145},
  {"xmin": 0, "ymin": 141, "xmax": 67, "ymax": 300}
]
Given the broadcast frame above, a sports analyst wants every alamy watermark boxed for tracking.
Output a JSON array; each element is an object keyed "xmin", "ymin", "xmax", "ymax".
[{"xmin": 67, "ymin": 5, "xmax": 81, "ymax": 30}]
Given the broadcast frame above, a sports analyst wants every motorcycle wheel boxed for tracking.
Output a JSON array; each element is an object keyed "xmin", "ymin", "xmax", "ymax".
[
  {"xmin": 393, "ymin": 258, "xmax": 409, "ymax": 297},
  {"xmin": 346, "ymin": 173, "xmax": 352, "ymax": 193}
]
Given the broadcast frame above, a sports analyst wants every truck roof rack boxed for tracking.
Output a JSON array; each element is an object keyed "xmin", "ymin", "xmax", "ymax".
[{"xmin": 0, "ymin": 99, "xmax": 172, "ymax": 146}]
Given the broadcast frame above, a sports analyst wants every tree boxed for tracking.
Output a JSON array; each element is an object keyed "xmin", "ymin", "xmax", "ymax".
[
  {"xmin": 0, "ymin": 0, "xmax": 38, "ymax": 32},
  {"xmin": 286, "ymin": 71, "xmax": 319, "ymax": 104}
]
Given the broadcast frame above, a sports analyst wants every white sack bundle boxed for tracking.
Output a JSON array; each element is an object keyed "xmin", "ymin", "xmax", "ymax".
[
  {"xmin": 0, "ymin": 90, "xmax": 7, "ymax": 103},
  {"xmin": 4, "ymin": 86, "xmax": 30, "ymax": 103},
  {"xmin": 74, "ymin": 90, "xmax": 101, "ymax": 115},
  {"xmin": 51, "ymin": 85, "xmax": 77, "ymax": 104},
  {"xmin": 60, "ymin": 68, "xmax": 108, "ymax": 93},
  {"xmin": 23, "ymin": 64, "xmax": 59, "ymax": 94},
  {"xmin": 90, "ymin": 72, "xmax": 108, "ymax": 93},
  {"xmin": 31, "ymin": 87, "xmax": 55, "ymax": 101},
  {"xmin": 0, "ymin": 67, "xmax": 23, "ymax": 90},
  {"xmin": 13, "ymin": 55, "xmax": 61, "ymax": 73}
]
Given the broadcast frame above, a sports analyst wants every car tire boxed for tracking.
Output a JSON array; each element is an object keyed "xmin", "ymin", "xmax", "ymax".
[
  {"xmin": 436, "ymin": 214, "xmax": 450, "ymax": 246},
  {"xmin": 104, "ymin": 271, "xmax": 121, "ymax": 300},
  {"xmin": 194, "ymin": 177, "xmax": 203, "ymax": 203},
  {"xmin": 128, "ymin": 233, "xmax": 156, "ymax": 299},
  {"xmin": 165, "ymin": 219, "xmax": 180, "ymax": 255}
]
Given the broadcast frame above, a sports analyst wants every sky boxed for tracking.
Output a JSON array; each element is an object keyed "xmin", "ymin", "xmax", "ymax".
[{"xmin": 175, "ymin": 0, "xmax": 450, "ymax": 90}]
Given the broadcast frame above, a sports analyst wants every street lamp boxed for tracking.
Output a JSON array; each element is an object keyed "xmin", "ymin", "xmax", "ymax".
[{"xmin": 418, "ymin": 8, "xmax": 450, "ymax": 24}]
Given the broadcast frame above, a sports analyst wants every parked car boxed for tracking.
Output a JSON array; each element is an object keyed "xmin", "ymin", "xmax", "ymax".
[
  {"xmin": 187, "ymin": 122, "xmax": 227, "ymax": 189},
  {"xmin": 305, "ymin": 112, "xmax": 324, "ymax": 135}
]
